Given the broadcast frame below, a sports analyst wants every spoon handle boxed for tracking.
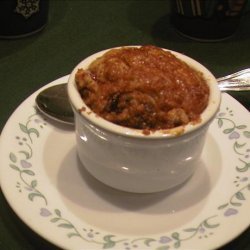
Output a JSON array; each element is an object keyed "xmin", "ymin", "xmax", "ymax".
[{"xmin": 217, "ymin": 68, "xmax": 250, "ymax": 91}]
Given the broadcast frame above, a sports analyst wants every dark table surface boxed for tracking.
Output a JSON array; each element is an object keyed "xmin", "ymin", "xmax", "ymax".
[{"xmin": 0, "ymin": 1, "xmax": 249, "ymax": 250}]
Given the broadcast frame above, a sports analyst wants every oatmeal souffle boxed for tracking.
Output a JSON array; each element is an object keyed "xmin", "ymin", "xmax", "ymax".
[{"xmin": 75, "ymin": 45, "xmax": 209, "ymax": 131}]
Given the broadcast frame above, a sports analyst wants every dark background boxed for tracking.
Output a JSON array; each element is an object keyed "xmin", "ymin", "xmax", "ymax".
[{"xmin": 0, "ymin": 1, "xmax": 249, "ymax": 249}]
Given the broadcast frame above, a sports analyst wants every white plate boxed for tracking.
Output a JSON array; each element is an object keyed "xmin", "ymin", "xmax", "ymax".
[{"xmin": 0, "ymin": 76, "xmax": 250, "ymax": 250}]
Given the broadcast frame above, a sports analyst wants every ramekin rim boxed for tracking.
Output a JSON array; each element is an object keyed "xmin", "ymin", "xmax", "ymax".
[{"xmin": 67, "ymin": 46, "xmax": 221, "ymax": 139}]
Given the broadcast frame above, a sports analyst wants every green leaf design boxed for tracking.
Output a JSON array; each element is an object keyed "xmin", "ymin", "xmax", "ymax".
[
  {"xmin": 236, "ymin": 125, "xmax": 247, "ymax": 129},
  {"xmin": 183, "ymin": 228, "xmax": 197, "ymax": 232},
  {"xmin": 55, "ymin": 209, "xmax": 62, "ymax": 217},
  {"xmin": 235, "ymin": 142, "xmax": 246, "ymax": 148},
  {"xmin": 231, "ymin": 201, "xmax": 242, "ymax": 206},
  {"xmin": 243, "ymin": 131, "xmax": 250, "ymax": 138},
  {"xmin": 235, "ymin": 191, "xmax": 245, "ymax": 201},
  {"xmin": 58, "ymin": 223, "xmax": 74, "ymax": 229},
  {"xmin": 9, "ymin": 153, "xmax": 17, "ymax": 163},
  {"xmin": 22, "ymin": 169, "xmax": 35, "ymax": 176},
  {"xmin": 171, "ymin": 232, "xmax": 180, "ymax": 240},
  {"xmin": 31, "ymin": 180, "xmax": 37, "ymax": 188},
  {"xmin": 218, "ymin": 203, "xmax": 229, "ymax": 210},
  {"xmin": 236, "ymin": 163, "xmax": 250, "ymax": 172},
  {"xmin": 103, "ymin": 234, "xmax": 113, "ymax": 239},
  {"xmin": 19, "ymin": 123, "xmax": 29, "ymax": 134},
  {"xmin": 19, "ymin": 150, "xmax": 30, "ymax": 159},
  {"xmin": 236, "ymin": 166, "xmax": 247, "ymax": 172},
  {"xmin": 144, "ymin": 238, "xmax": 156, "ymax": 246},
  {"xmin": 223, "ymin": 128, "xmax": 234, "ymax": 134},
  {"xmin": 103, "ymin": 241, "xmax": 116, "ymax": 249},
  {"xmin": 50, "ymin": 218, "xmax": 60, "ymax": 223},
  {"xmin": 67, "ymin": 232, "xmax": 81, "ymax": 238},
  {"xmin": 174, "ymin": 241, "xmax": 181, "ymax": 248},
  {"xmin": 103, "ymin": 235, "xmax": 115, "ymax": 242},
  {"xmin": 28, "ymin": 193, "xmax": 44, "ymax": 202},
  {"xmin": 103, "ymin": 235, "xmax": 116, "ymax": 249},
  {"xmin": 9, "ymin": 164, "xmax": 20, "ymax": 172},
  {"xmin": 203, "ymin": 220, "xmax": 219, "ymax": 229},
  {"xmin": 217, "ymin": 119, "xmax": 223, "ymax": 128},
  {"xmin": 28, "ymin": 128, "xmax": 39, "ymax": 138}
]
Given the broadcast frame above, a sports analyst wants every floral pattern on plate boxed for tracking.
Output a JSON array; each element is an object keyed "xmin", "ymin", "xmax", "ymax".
[
  {"xmin": 7, "ymin": 107, "xmax": 250, "ymax": 250},
  {"xmin": 1, "ymin": 78, "xmax": 250, "ymax": 250}
]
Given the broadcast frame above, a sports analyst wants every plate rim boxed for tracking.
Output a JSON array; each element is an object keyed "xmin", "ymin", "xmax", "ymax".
[{"xmin": 0, "ymin": 75, "xmax": 250, "ymax": 250}]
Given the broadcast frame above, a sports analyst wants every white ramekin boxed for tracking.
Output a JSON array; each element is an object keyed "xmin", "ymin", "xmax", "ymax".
[{"xmin": 68, "ymin": 46, "xmax": 221, "ymax": 193}]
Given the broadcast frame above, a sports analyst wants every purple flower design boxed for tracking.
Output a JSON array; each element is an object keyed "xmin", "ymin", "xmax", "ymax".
[
  {"xmin": 224, "ymin": 208, "xmax": 238, "ymax": 217},
  {"xmin": 240, "ymin": 177, "xmax": 248, "ymax": 182},
  {"xmin": 40, "ymin": 208, "xmax": 52, "ymax": 217},
  {"xmin": 229, "ymin": 131, "xmax": 240, "ymax": 139},
  {"xmin": 159, "ymin": 236, "xmax": 172, "ymax": 244},
  {"xmin": 20, "ymin": 159, "xmax": 32, "ymax": 168}
]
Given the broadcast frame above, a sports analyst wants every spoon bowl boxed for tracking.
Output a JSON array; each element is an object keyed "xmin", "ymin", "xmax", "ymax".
[{"xmin": 35, "ymin": 84, "xmax": 74, "ymax": 125}]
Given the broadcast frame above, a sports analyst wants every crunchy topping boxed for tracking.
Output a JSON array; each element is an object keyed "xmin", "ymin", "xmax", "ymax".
[{"xmin": 75, "ymin": 45, "xmax": 209, "ymax": 131}]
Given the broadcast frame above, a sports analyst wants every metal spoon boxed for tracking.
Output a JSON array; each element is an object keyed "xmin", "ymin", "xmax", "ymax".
[
  {"xmin": 35, "ymin": 68, "xmax": 250, "ymax": 125},
  {"xmin": 36, "ymin": 83, "xmax": 74, "ymax": 125}
]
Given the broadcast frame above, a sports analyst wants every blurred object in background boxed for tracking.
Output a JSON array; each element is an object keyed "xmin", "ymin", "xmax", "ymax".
[
  {"xmin": 170, "ymin": 0, "xmax": 248, "ymax": 41},
  {"xmin": 0, "ymin": 0, "xmax": 49, "ymax": 39}
]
